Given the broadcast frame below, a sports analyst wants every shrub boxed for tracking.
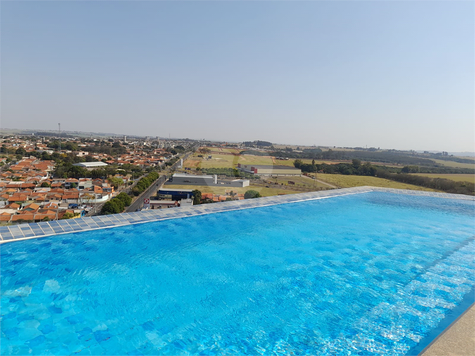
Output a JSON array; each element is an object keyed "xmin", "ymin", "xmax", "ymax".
[{"xmin": 244, "ymin": 190, "xmax": 261, "ymax": 199}]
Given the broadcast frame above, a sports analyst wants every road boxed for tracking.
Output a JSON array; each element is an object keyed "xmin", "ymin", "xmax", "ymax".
[
  {"xmin": 126, "ymin": 175, "xmax": 168, "ymax": 212},
  {"xmin": 126, "ymin": 152, "xmax": 193, "ymax": 212}
]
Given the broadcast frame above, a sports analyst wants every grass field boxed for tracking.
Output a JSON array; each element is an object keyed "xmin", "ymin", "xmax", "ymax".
[
  {"xmin": 430, "ymin": 159, "xmax": 475, "ymax": 169},
  {"xmin": 188, "ymin": 147, "xmax": 404, "ymax": 170},
  {"xmin": 412, "ymin": 173, "xmax": 475, "ymax": 184},
  {"xmin": 163, "ymin": 184, "xmax": 303, "ymax": 197},
  {"xmin": 262, "ymin": 176, "xmax": 329, "ymax": 190},
  {"xmin": 185, "ymin": 152, "xmax": 278, "ymax": 169},
  {"xmin": 313, "ymin": 174, "xmax": 437, "ymax": 191}
]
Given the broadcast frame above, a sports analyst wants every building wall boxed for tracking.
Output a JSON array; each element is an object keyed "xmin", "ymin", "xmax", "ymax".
[
  {"xmin": 255, "ymin": 168, "xmax": 301, "ymax": 176},
  {"xmin": 215, "ymin": 180, "xmax": 250, "ymax": 187},
  {"xmin": 171, "ymin": 176, "xmax": 215, "ymax": 185}
]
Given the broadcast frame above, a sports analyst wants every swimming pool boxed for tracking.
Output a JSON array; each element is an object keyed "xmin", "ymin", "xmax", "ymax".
[{"xmin": 1, "ymin": 189, "xmax": 474, "ymax": 355}]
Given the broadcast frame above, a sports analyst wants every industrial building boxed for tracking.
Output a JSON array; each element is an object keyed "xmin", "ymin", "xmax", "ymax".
[
  {"xmin": 157, "ymin": 188, "xmax": 193, "ymax": 200},
  {"xmin": 237, "ymin": 164, "xmax": 301, "ymax": 176},
  {"xmin": 168, "ymin": 173, "xmax": 216, "ymax": 185}
]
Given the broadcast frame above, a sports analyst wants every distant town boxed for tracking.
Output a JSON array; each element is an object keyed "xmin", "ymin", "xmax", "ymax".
[{"xmin": 0, "ymin": 129, "xmax": 473, "ymax": 226}]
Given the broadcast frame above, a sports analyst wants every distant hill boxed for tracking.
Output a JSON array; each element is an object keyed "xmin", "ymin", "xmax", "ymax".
[{"xmin": 449, "ymin": 152, "xmax": 475, "ymax": 158}]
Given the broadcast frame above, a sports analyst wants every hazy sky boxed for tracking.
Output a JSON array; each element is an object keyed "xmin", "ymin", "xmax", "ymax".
[{"xmin": 2, "ymin": 1, "xmax": 474, "ymax": 151}]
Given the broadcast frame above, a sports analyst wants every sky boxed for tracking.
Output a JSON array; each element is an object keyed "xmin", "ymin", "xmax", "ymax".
[{"xmin": 1, "ymin": 1, "xmax": 474, "ymax": 152}]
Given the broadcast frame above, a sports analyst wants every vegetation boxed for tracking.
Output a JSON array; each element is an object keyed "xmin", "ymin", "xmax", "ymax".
[
  {"xmin": 165, "ymin": 157, "xmax": 180, "ymax": 167},
  {"xmin": 376, "ymin": 171, "xmax": 474, "ymax": 195},
  {"xmin": 274, "ymin": 148, "xmax": 438, "ymax": 166},
  {"xmin": 53, "ymin": 160, "xmax": 144, "ymax": 179},
  {"xmin": 192, "ymin": 189, "xmax": 202, "ymax": 205},
  {"xmin": 295, "ymin": 159, "xmax": 380, "ymax": 176},
  {"xmin": 296, "ymin": 159, "xmax": 474, "ymax": 195},
  {"xmin": 108, "ymin": 176, "xmax": 124, "ymax": 189},
  {"xmin": 315, "ymin": 174, "xmax": 436, "ymax": 191},
  {"xmin": 243, "ymin": 140, "xmax": 273, "ymax": 147},
  {"xmin": 131, "ymin": 172, "xmax": 159, "ymax": 196},
  {"xmin": 100, "ymin": 192, "xmax": 133, "ymax": 215},
  {"xmin": 62, "ymin": 212, "xmax": 76, "ymax": 219},
  {"xmin": 411, "ymin": 173, "xmax": 475, "ymax": 184},
  {"xmin": 116, "ymin": 192, "xmax": 132, "ymax": 206},
  {"xmin": 244, "ymin": 190, "xmax": 261, "ymax": 199}
]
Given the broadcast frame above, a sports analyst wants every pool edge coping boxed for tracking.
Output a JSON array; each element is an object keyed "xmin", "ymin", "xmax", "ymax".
[
  {"xmin": 418, "ymin": 303, "xmax": 475, "ymax": 356},
  {"xmin": 0, "ymin": 186, "xmax": 473, "ymax": 244}
]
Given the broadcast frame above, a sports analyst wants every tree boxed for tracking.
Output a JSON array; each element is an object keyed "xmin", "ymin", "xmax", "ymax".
[
  {"xmin": 101, "ymin": 200, "xmax": 121, "ymax": 215},
  {"xmin": 352, "ymin": 159, "xmax": 361, "ymax": 169},
  {"xmin": 108, "ymin": 176, "xmax": 123, "ymax": 189},
  {"xmin": 116, "ymin": 192, "xmax": 132, "ymax": 206},
  {"xmin": 244, "ymin": 190, "xmax": 261, "ymax": 199},
  {"xmin": 15, "ymin": 147, "xmax": 27, "ymax": 156},
  {"xmin": 41, "ymin": 181, "xmax": 51, "ymax": 187},
  {"xmin": 294, "ymin": 159, "xmax": 303, "ymax": 169},
  {"xmin": 192, "ymin": 190, "xmax": 202, "ymax": 205}
]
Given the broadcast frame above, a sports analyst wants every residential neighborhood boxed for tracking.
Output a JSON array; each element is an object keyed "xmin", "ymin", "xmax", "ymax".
[{"xmin": 0, "ymin": 134, "xmax": 192, "ymax": 224}]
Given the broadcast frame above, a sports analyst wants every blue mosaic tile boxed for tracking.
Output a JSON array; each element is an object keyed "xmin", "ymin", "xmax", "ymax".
[
  {"xmin": 66, "ymin": 220, "xmax": 80, "ymax": 228},
  {"xmin": 31, "ymin": 226, "xmax": 43, "ymax": 233},
  {"xmin": 51, "ymin": 226, "xmax": 65, "ymax": 234},
  {"xmin": 40, "ymin": 227, "xmax": 55, "ymax": 236},
  {"xmin": 9, "ymin": 229, "xmax": 24, "ymax": 238},
  {"xmin": 22, "ymin": 230, "xmax": 36, "ymax": 238},
  {"xmin": 0, "ymin": 226, "xmax": 10, "ymax": 234}
]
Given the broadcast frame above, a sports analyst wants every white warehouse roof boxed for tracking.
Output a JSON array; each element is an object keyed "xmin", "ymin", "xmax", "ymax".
[{"xmin": 73, "ymin": 162, "xmax": 109, "ymax": 168}]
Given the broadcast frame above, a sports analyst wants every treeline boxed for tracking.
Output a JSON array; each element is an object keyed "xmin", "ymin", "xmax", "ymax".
[
  {"xmin": 101, "ymin": 192, "xmax": 132, "ymax": 215},
  {"xmin": 83, "ymin": 142, "xmax": 127, "ymax": 156},
  {"xmin": 295, "ymin": 159, "xmax": 385, "ymax": 176},
  {"xmin": 165, "ymin": 157, "xmax": 180, "ymax": 167},
  {"xmin": 243, "ymin": 140, "xmax": 273, "ymax": 147},
  {"xmin": 376, "ymin": 171, "xmax": 474, "ymax": 196},
  {"xmin": 201, "ymin": 168, "xmax": 258, "ymax": 179},
  {"xmin": 53, "ymin": 161, "xmax": 144, "ymax": 179},
  {"xmin": 47, "ymin": 141, "xmax": 79, "ymax": 151},
  {"xmin": 131, "ymin": 172, "xmax": 159, "ymax": 196},
  {"xmin": 426, "ymin": 154, "xmax": 475, "ymax": 165},
  {"xmin": 294, "ymin": 159, "xmax": 474, "ymax": 196},
  {"xmin": 30, "ymin": 150, "xmax": 99, "ymax": 164},
  {"xmin": 274, "ymin": 149, "xmax": 438, "ymax": 167}
]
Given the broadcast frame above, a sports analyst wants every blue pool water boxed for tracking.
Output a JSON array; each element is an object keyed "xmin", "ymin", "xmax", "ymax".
[{"xmin": 1, "ymin": 192, "xmax": 474, "ymax": 355}]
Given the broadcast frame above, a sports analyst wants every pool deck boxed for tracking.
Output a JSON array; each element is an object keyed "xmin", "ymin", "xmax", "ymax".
[
  {"xmin": 420, "ymin": 304, "xmax": 474, "ymax": 356},
  {"xmin": 0, "ymin": 186, "xmax": 474, "ymax": 354},
  {"xmin": 0, "ymin": 186, "xmax": 473, "ymax": 244}
]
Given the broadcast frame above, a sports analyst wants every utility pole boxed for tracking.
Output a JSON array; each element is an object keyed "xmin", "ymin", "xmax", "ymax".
[{"xmin": 58, "ymin": 123, "xmax": 61, "ymax": 152}]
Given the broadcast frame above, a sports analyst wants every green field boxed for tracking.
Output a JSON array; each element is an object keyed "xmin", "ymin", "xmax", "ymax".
[
  {"xmin": 163, "ymin": 184, "xmax": 303, "ymax": 197},
  {"xmin": 314, "ymin": 174, "xmax": 437, "ymax": 191},
  {"xmin": 430, "ymin": 159, "xmax": 475, "ymax": 169},
  {"xmin": 412, "ymin": 173, "xmax": 475, "ymax": 184}
]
